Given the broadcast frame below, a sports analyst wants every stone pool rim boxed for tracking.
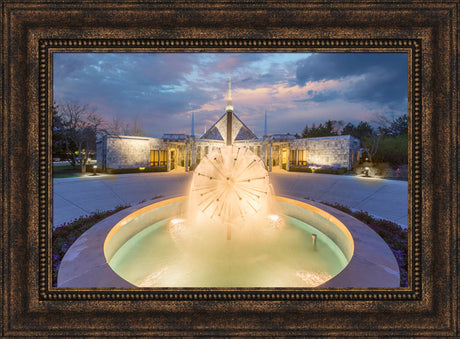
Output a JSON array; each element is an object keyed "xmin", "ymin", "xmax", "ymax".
[{"xmin": 57, "ymin": 195, "xmax": 400, "ymax": 288}]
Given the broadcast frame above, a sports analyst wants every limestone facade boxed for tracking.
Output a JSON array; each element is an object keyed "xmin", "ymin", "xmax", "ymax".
[
  {"xmin": 290, "ymin": 135, "xmax": 361, "ymax": 169},
  {"xmin": 97, "ymin": 135, "xmax": 167, "ymax": 170},
  {"xmin": 97, "ymin": 133, "xmax": 360, "ymax": 172}
]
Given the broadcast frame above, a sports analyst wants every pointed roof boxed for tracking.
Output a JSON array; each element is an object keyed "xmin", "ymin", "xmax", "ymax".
[
  {"xmin": 200, "ymin": 112, "xmax": 257, "ymax": 142},
  {"xmin": 200, "ymin": 73, "xmax": 257, "ymax": 142}
]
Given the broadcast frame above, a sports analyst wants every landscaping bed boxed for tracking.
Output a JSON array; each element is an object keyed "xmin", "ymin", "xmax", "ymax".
[
  {"xmin": 52, "ymin": 205, "xmax": 129, "ymax": 286},
  {"xmin": 322, "ymin": 202, "xmax": 408, "ymax": 287}
]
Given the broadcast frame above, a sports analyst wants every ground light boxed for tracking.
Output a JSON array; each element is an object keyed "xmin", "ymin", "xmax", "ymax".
[{"xmin": 363, "ymin": 166, "xmax": 370, "ymax": 177}]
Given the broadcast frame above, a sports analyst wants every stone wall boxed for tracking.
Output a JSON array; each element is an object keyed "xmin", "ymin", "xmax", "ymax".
[
  {"xmin": 98, "ymin": 135, "xmax": 166, "ymax": 169},
  {"xmin": 290, "ymin": 135, "xmax": 360, "ymax": 169},
  {"xmin": 307, "ymin": 136, "xmax": 359, "ymax": 169},
  {"xmin": 96, "ymin": 134, "xmax": 359, "ymax": 172}
]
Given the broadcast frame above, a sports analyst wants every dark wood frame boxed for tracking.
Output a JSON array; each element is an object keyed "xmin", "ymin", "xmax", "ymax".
[{"xmin": 1, "ymin": 1, "xmax": 457, "ymax": 336}]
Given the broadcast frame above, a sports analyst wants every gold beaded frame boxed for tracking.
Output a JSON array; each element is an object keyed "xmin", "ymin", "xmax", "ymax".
[
  {"xmin": 2, "ymin": 1, "xmax": 458, "ymax": 337},
  {"xmin": 41, "ymin": 38, "xmax": 420, "ymax": 300}
]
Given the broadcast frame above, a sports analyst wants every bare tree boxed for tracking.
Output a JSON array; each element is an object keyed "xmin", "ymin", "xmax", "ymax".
[
  {"xmin": 365, "ymin": 132, "xmax": 382, "ymax": 163},
  {"xmin": 365, "ymin": 112, "xmax": 393, "ymax": 162},
  {"xmin": 56, "ymin": 103, "xmax": 107, "ymax": 173},
  {"xmin": 108, "ymin": 117, "xmax": 130, "ymax": 136},
  {"xmin": 107, "ymin": 116, "xmax": 147, "ymax": 137},
  {"xmin": 130, "ymin": 117, "xmax": 147, "ymax": 136}
]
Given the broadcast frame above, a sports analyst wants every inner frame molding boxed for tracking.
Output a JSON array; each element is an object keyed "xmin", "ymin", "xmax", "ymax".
[{"xmin": 39, "ymin": 38, "xmax": 421, "ymax": 301}]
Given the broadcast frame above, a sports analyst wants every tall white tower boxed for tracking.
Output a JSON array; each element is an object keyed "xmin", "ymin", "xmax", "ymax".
[{"xmin": 225, "ymin": 73, "xmax": 233, "ymax": 146}]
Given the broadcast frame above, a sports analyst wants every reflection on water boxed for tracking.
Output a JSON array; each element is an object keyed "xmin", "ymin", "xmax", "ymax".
[{"xmin": 109, "ymin": 215, "xmax": 347, "ymax": 287}]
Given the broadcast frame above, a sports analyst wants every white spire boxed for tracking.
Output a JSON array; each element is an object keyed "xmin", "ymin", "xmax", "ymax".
[
  {"xmin": 226, "ymin": 72, "xmax": 233, "ymax": 112},
  {"xmin": 264, "ymin": 110, "xmax": 268, "ymax": 137},
  {"xmin": 191, "ymin": 112, "xmax": 195, "ymax": 137}
]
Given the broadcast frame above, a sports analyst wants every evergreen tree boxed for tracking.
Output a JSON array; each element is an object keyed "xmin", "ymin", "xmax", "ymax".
[
  {"xmin": 341, "ymin": 122, "xmax": 355, "ymax": 136},
  {"xmin": 301, "ymin": 124, "xmax": 310, "ymax": 138}
]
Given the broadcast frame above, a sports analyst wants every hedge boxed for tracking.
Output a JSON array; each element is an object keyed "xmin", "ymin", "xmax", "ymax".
[
  {"xmin": 289, "ymin": 166, "xmax": 313, "ymax": 173},
  {"xmin": 106, "ymin": 166, "xmax": 167, "ymax": 174},
  {"xmin": 314, "ymin": 167, "xmax": 347, "ymax": 175},
  {"xmin": 288, "ymin": 166, "xmax": 347, "ymax": 174}
]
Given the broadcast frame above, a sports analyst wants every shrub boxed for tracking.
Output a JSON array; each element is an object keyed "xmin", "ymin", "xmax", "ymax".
[
  {"xmin": 289, "ymin": 166, "xmax": 313, "ymax": 173},
  {"xmin": 85, "ymin": 164, "xmax": 100, "ymax": 173},
  {"xmin": 314, "ymin": 167, "xmax": 347, "ymax": 175},
  {"xmin": 106, "ymin": 166, "xmax": 167, "ymax": 174},
  {"xmin": 289, "ymin": 166, "xmax": 347, "ymax": 175},
  {"xmin": 353, "ymin": 162, "xmax": 392, "ymax": 177},
  {"xmin": 375, "ymin": 134, "xmax": 408, "ymax": 165}
]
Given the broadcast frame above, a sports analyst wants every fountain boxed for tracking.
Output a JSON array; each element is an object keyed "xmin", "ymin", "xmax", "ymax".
[
  {"xmin": 102, "ymin": 76, "xmax": 352, "ymax": 288},
  {"xmin": 57, "ymin": 76, "xmax": 400, "ymax": 288},
  {"xmin": 189, "ymin": 145, "xmax": 270, "ymax": 240}
]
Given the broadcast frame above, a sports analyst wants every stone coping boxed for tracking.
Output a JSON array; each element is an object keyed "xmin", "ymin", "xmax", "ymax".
[{"xmin": 58, "ymin": 195, "xmax": 400, "ymax": 288}]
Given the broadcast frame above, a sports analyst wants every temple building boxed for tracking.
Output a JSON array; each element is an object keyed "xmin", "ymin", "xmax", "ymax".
[{"xmin": 96, "ymin": 76, "xmax": 360, "ymax": 173}]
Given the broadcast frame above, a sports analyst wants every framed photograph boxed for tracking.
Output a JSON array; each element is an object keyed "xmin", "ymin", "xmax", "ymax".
[
  {"xmin": 2, "ymin": 1, "xmax": 457, "ymax": 336},
  {"xmin": 52, "ymin": 52, "xmax": 408, "ymax": 291}
]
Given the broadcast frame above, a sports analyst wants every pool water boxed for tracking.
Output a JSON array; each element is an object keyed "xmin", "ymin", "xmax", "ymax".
[{"xmin": 108, "ymin": 215, "xmax": 348, "ymax": 287}]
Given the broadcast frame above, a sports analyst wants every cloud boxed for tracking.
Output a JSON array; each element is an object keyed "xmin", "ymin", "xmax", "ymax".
[
  {"xmin": 296, "ymin": 53, "xmax": 408, "ymax": 109},
  {"xmin": 53, "ymin": 53, "xmax": 408, "ymax": 137}
]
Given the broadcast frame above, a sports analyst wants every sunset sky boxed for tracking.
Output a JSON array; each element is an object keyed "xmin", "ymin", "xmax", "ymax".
[{"xmin": 53, "ymin": 52, "xmax": 408, "ymax": 138}]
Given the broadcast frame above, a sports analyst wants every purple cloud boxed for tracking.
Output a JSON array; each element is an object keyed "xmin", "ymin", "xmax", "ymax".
[{"xmin": 53, "ymin": 53, "xmax": 408, "ymax": 137}]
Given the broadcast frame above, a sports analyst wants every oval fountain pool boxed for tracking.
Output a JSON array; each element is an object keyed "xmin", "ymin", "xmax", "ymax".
[{"xmin": 103, "ymin": 196, "xmax": 353, "ymax": 287}]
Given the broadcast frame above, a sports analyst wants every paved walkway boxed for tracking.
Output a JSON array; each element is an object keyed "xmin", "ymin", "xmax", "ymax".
[
  {"xmin": 53, "ymin": 169, "xmax": 408, "ymax": 228},
  {"xmin": 269, "ymin": 170, "xmax": 408, "ymax": 227},
  {"xmin": 53, "ymin": 171, "xmax": 192, "ymax": 227}
]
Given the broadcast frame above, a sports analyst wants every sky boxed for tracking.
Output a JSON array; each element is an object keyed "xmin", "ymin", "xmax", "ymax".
[{"xmin": 53, "ymin": 52, "xmax": 408, "ymax": 138}]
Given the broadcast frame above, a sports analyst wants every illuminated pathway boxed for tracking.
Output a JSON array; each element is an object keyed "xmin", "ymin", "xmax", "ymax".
[
  {"xmin": 53, "ymin": 170, "xmax": 408, "ymax": 228},
  {"xmin": 53, "ymin": 171, "xmax": 192, "ymax": 228}
]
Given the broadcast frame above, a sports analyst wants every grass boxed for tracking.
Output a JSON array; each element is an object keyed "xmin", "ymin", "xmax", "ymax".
[
  {"xmin": 53, "ymin": 165, "xmax": 80, "ymax": 178},
  {"xmin": 321, "ymin": 201, "xmax": 408, "ymax": 287}
]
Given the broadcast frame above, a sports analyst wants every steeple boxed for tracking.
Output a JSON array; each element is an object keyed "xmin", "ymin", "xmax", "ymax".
[
  {"xmin": 225, "ymin": 72, "xmax": 233, "ymax": 145},
  {"xmin": 191, "ymin": 112, "xmax": 195, "ymax": 137},
  {"xmin": 225, "ymin": 72, "xmax": 233, "ymax": 113},
  {"xmin": 264, "ymin": 110, "xmax": 268, "ymax": 137}
]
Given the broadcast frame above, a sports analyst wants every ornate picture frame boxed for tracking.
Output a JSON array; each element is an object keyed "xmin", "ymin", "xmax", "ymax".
[{"xmin": 2, "ymin": 1, "xmax": 457, "ymax": 336}]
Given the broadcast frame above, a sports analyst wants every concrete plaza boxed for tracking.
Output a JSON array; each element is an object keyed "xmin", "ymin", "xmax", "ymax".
[{"xmin": 53, "ymin": 169, "xmax": 408, "ymax": 228}]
